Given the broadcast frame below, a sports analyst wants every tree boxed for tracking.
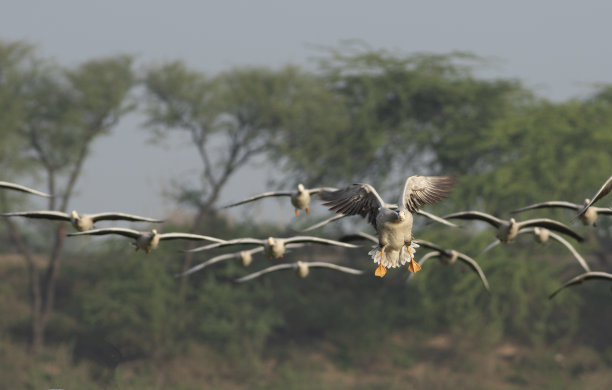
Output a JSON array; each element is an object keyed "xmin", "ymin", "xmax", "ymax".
[
  {"xmin": 2, "ymin": 51, "xmax": 134, "ymax": 353},
  {"xmin": 277, "ymin": 43, "xmax": 529, "ymax": 193},
  {"xmin": 142, "ymin": 62, "xmax": 346, "ymax": 277}
]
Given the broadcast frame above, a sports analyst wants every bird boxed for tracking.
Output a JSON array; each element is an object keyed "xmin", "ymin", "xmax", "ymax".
[
  {"xmin": 0, "ymin": 210, "xmax": 164, "ymax": 231},
  {"xmin": 184, "ymin": 235, "xmax": 359, "ymax": 259},
  {"xmin": 479, "ymin": 227, "xmax": 590, "ymax": 273},
  {"xmin": 406, "ymin": 239, "xmax": 490, "ymax": 291},
  {"xmin": 235, "ymin": 260, "xmax": 364, "ymax": 283},
  {"xmin": 67, "ymin": 228, "xmax": 225, "ymax": 253},
  {"xmin": 548, "ymin": 271, "xmax": 612, "ymax": 299},
  {"xmin": 300, "ymin": 208, "xmax": 458, "ymax": 232},
  {"xmin": 512, "ymin": 199, "xmax": 612, "ymax": 226},
  {"xmin": 177, "ymin": 244, "xmax": 307, "ymax": 277},
  {"xmin": 443, "ymin": 211, "xmax": 584, "ymax": 243},
  {"xmin": 0, "ymin": 181, "xmax": 50, "ymax": 197},
  {"xmin": 577, "ymin": 175, "xmax": 612, "ymax": 218},
  {"xmin": 221, "ymin": 184, "xmax": 337, "ymax": 216},
  {"xmin": 319, "ymin": 175, "xmax": 456, "ymax": 277}
]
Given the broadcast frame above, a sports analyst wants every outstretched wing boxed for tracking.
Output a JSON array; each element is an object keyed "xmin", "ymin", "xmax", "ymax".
[
  {"xmin": 67, "ymin": 227, "xmax": 141, "ymax": 239},
  {"xmin": 235, "ymin": 263, "xmax": 297, "ymax": 282},
  {"xmin": 518, "ymin": 218, "xmax": 583, "ymax": 242},
  {"xmin": 159, "ymin": 232, "xmax": 226, "ymax": 243},
  {"xmin": 415, "ymin": 210, "xmax": 458, "ymax": 228},
  {"xmin": 406, "ymin": 251, "xmax": 440, "ymax": 283},
  {"xmin": 443, "ymin": 210, "xmax": 505, "ymax": 229},
  {"xmin": 545, "ymin": 231, "xmax": 590, "ymax": 272},
  {"xmin": 549, "ymin": 271, "xmax": 612, "ymax": 299},
  {"xmin": 90, "ymin": 212, "xmax": 164, "ymax": 223},
  {"xmin": 283, "ymin": 236, "xmax": 359, "ymax": 248},
  {"xmin": 413, "ymin": 239, "xmax": 445, "ymax": 253},
  {"xmin": 0, "ymin": 181, "xmax": 51, "ymax": 197},
  {"xmin": 578, "ymin": 175, "xmax": 612, "ymax": 216},
  {"xmin": 300, "ymin": 214, "xmax": 347, "ymax": 232},
  {"xmin": 221, "ymin": 191, "xmax": 293, "ymax": 208},
  {"xmin": 456, "ymin": 252, "xmax": 490, "ymax": 291},
  {"xmin": 400, "ymin": 175, "xmax": 455, "ymax": 213},
  {"xmin": 184, "ymin": 238, "xmax": 265, "ymax": 253},
  {"xmin": 0, "ymin": 210, "xmax": 70, "ymax": 221},
  {"xmin": 511, "ymin": 201, "xmax": 581, "ymax": 214},
  {"xmin": 320, "ymin": 184, "xmax": 385, "ymax": 227}
]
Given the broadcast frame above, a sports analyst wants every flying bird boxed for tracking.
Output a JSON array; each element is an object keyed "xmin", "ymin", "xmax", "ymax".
[
  {"xmin": 512, "ymin": 199, "xmax": 612, "ymax": 226},
  {"xmin": 67, "ymin": 228, "xmax": 225, "ymax": 253},
  {"xmin": 549, "ymin": 271, "xmax": 612, "ymax": 299},
  {"xmin": 222, "ymin": 184, "xmax": 337, "ymax": 216},
  {"xmin": 184, "ymin": 235, "xmax": 358, "ymax": 259},
  {"xmin": 443, "ymin": 211, "xmax": 584, "ymax": 243},
  {"xmin": 235, "ymin": 260, "xmax": 364, "ymax": 283},
  {"xmin": 0, "ymin": 210, "xmax": 164, "ymax": 231},
  {"xmin": 0, "ymin": 181, "xmax": 50, "ymax": 197},
  {"xmin": 577, "ymin": 175, "xmax": 612, "ymax": 218},
  {"xmin": 406, "ymin": 239, "xmax": 490, "ymax": 291},
  {"xmin": 320, "ymin": 175, "xmax": 456, "ymax": 277},
  {"xmin": 479, "ymin": 227, "xmax": 590, "ymax": 272}
]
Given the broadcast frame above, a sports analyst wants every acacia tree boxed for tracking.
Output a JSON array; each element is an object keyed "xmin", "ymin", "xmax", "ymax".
[
  {"xmin": 142, "ymin": 62, "xmax": 346, "ymax": 277},
  {"xmin": 3, "ymin": 52, "xmax": 134, "ymax": 353}
]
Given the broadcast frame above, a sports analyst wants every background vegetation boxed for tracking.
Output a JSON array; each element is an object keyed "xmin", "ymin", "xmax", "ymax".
[{"xmin": 1, "ymin": 40, "xmax": 611, "ymax": 389}]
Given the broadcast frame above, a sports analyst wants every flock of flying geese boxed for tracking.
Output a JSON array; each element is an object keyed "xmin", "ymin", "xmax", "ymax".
[{"xmin": 1, "ymin": 173, "xmax": 612, "ymax": 299}]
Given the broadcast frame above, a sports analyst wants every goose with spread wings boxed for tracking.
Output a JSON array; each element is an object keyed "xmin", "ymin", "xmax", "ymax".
[
  {"xmin": 512, "ymin": 199, "xmax": 612, "ymax": 227},
  {"xmin": 479, "ymin": 227, "xmax": 590, "ymax": 272},
  {"xmin": 184, "ymin": 235, "xmax": 358, "ymax": 259},
  {"xmin": 0, "ymin": 181, "xmax": 50, "ymax": 197},
  {"xmin": 443, "ymin": 211, "xmax": 584, "ymax": 244},
  {"xmin": 222, "ymin": 184, "xmax": 337, "ymax": 216},
  {"xmin": 549, "ymin": 271, "xmax": 612, "ymax": 299},
  {"xmin": 235, "ymin": 260, "xmax": 364, "ymax": 283},
  {"xmin": 577, "ymin": 175, "xmax": 612, "ymax": 218},
  {"xmin": 407, "ymin": 240, "xmax": 490, "ymax": 291},
  {"xmin": 320, "ymin": 175, "xmax": 456, "ymax": 277},
  {"xmin": 68, "ymin": 228, "xmax": 225, "ymax": 253},
  {"xmin": 0, "ymin": 210, "xmax": 164, "ymax": 231}
]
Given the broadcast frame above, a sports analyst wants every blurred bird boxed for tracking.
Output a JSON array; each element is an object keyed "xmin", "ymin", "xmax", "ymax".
[
  {"xmin": 548, "ymin": 271, "xmax": 612, "ymax": 299},
  {"xmin": 512, "ymin": 199, "xmax": 612, "ymax": 226},
  {"xmin": 221, "ymin": 184, "xmax": 337, "ymax": 216},
  {"xmin": 184, "ymin": 235, "xmax": 358, "ymax": 259},
  {"xmin": 0, "ymin": 181, "xmax": 50, "ymax": 197},
  {"xmin": 320, "ymin": 175, "xmax": 456, "ymax": 277},
  {"xmin": 577, "ymin": 174, "xmax": 612, "ymax": 218},
  {"xmin": 479, "ymin": 227, "xmax": 590, "ymax": 272},
  {"xmin": 67, "ymin": 228, "xmax": 225, "ymax": 253},
  {"xmin": 407, "ymin": 239, "xmax": 490, "ymax": 291},
  {"xmin": 235, "ymin": 260, "xmax": 364, "ymax": 283},
  {"xmin": 0, "ymin": 210, "xmax": 164, "ymax": 231},
  {"xmin": 443, "ymin": 211, "xmax": 584, "ymax": 243}
]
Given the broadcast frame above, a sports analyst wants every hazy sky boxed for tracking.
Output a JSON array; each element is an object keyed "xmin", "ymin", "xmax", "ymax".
[{"xmin": 2, "ymin": 0, "xmax": 612, "ymax": 225}]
